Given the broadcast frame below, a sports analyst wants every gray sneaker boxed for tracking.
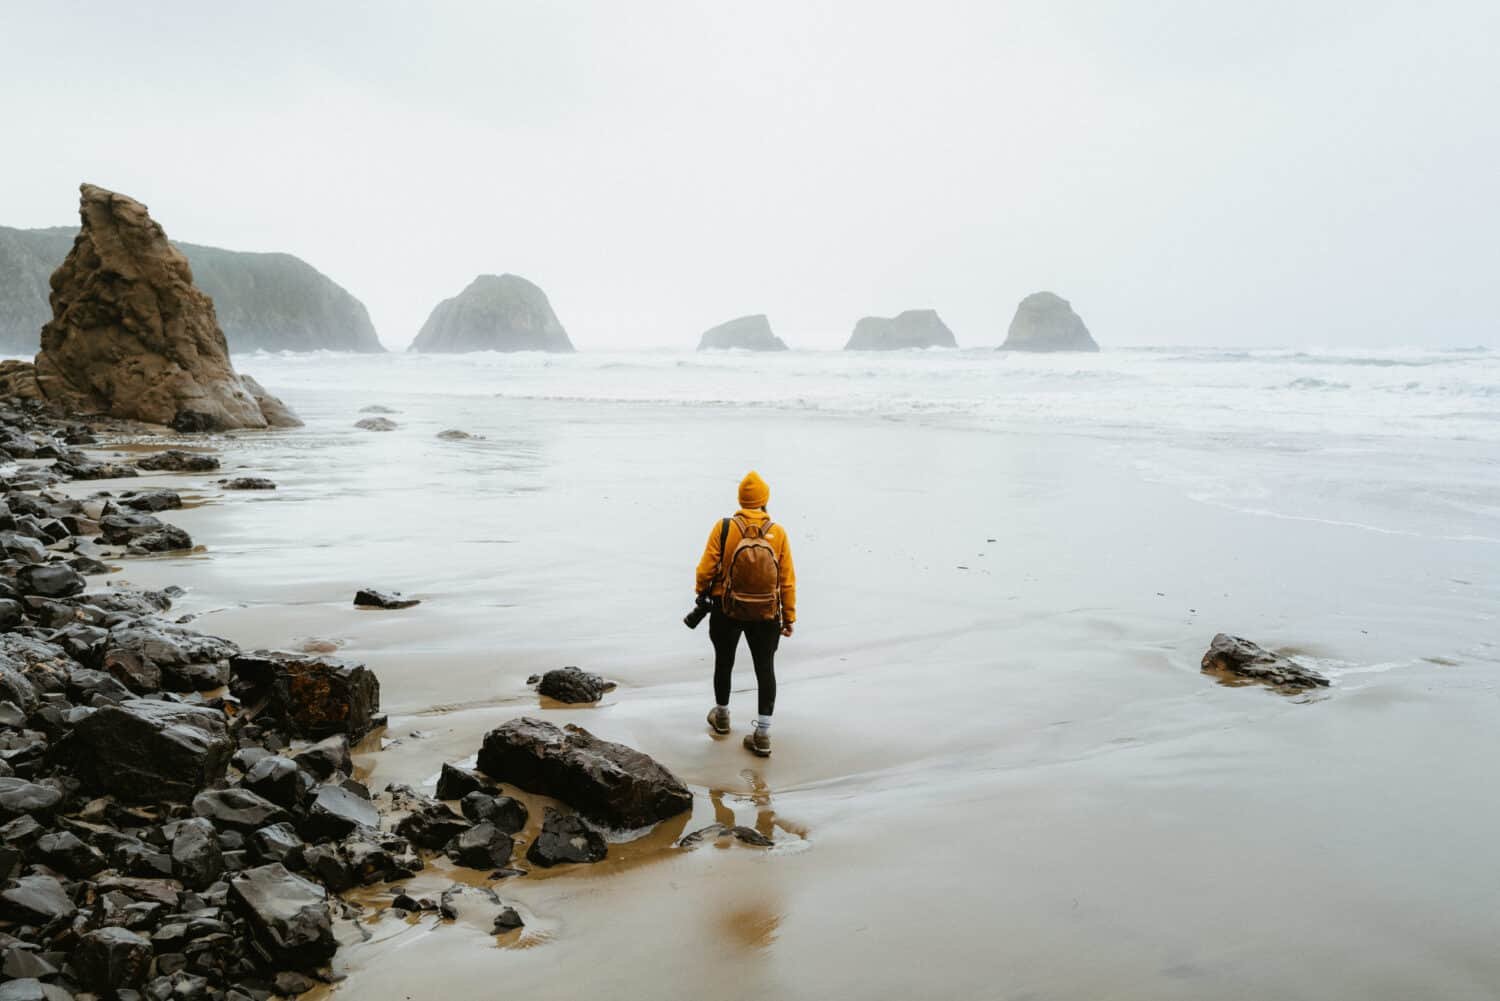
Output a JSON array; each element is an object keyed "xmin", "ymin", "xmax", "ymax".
[
  {"xmin": 707, "ymin": 707, "xmax": 730, "ymax": 735},
  {"xmin": 743, "ymin": 729, "xmax": 771, "ymax": 757}
]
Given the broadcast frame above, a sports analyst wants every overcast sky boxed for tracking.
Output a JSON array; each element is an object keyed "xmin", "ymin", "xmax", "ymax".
[{"xmin": 3, "ymin": 1, "xmax": 1496, "ymax": 350}]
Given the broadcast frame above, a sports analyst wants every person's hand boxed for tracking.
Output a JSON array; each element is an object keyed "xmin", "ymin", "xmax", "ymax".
[{"xmin": 781, "ymin": 622, "xmax": 794, "ymax": 637}]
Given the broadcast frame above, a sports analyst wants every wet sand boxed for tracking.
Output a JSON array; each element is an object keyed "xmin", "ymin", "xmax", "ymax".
[{"xmin": 60, "ymin": 381, "xmax": 1500, "ymax": 1000}]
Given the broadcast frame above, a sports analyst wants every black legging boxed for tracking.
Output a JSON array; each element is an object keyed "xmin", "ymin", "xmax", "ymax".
[{"xmin": 709, "ymin": 611, "xmax": 780, "ymax": 716}]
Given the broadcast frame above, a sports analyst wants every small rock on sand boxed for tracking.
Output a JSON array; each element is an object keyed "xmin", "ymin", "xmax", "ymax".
[
  {"xmin": 354, "ymin": 588, "xmax": 420, "ymax": 609},
  {"xmin": 1200, "ymin": 633, "xmax": 1329, "ymax": 691},
  {"xmin": 535, "ymin": 666, "xmax": 614, "ymax": 704},
  {"xmin": 220, "ymin": 476, "xmax": 277, "ymax": 490},
  {"xmin": 436, "ymin": 429, "xmax": 484, "ymax": 440},
  {"xmin": 354, "ymin": 417, "xmax": 397, "ymax": 431}
]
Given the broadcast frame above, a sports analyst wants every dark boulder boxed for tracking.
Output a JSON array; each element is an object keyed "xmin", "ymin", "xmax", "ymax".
[
  {"xmin": 526, "ymin": 807, "xmax": 607, "ymax": 867},
  {"xmin": 536, "ymin": 666, "xmax": 614, "ymax": 704},
  {"xmin": 0, "ymin": 600, "xmax": 21, "ymax": 630},
  {"xmin": 0, "ymin": 777, "xmax": 62, "ymax": 821},
  {"xmin": 492, "ymin": 906, "xmax": 524, "ymax": 932},
  {"xmin": 460, "ymin": 792, "xmax": 528, "ymax": 834},
  {"xmin": 1, "ymin": 950, "xmax": 58, "ymax": 981},
  {"xmin": 0, "ymin": 980, "xmax": 74, "ymax": 1001},
  {"xmin": 33, "ymin": 829, "xmax": 107, "ymax": 877},
  {"xmin": 0, "ymin": 873, "xmax": 75, "ymax": 923},
  {"xmin": 291, "ymin": 736, "xmax": 351, "ymax": 781},
  {"xmin": 0, "ymin": 667, "xmax": 38, "ymax": 713},
  {"xmin": 136, "ymin": 451, "xmax": 220, "ymax": 473},
  {"xmin": 128, "ymin": 524, "xmax": 195, "ymax": 553},
  {"xmin": 0, "ymin": 533, "xmax": 47, "ymax": 565},
  {"xmin": 52, "ymin": 458, "xmax": 140, "ymax": 480},
  {"xmin": 170, "ymin": 817, "xmax": 224, "ymax": 891},
  {"xmin": 248, "ymin": 823, "xmax": 305, "ymax": 869},
  {"xmin": 243, "ymin": 755, "xmax": 307, "ymax": 809},
  {"xmin": 435, "ymin": 762, "xmax": 492, "ymax": 800},
  {"xmin": 65, "ymin": 699, "xmax": 233, "ymax": 802},
  {"xmin": 393, "ymin": 798, "xmax": 470, "ymax": 850},
  {"xmin": 229, "ymin": 650, "xmax": 381, "ymax": 740},
  {"xmin": 446, "ymin": 821, "xmax": 514, "ymax": 870},
  {"xmin": 353, "ymin": 588, "xmax": 419, "ymax": 609},
  {"xmin": 476, "ymin": 717, "xmax": 692, "ymax": 829},
  {"xmin": 227, "ymin": 863, "xmax": 335, "ymax": 971},
  {"xmin": 1201, "ymin": 633, "xmax": 1329, "ymax": 691},
  {"xmin": 219, "ymin": 477, "xmax": 276, "ymax": 490},
  {"xmin": 69, "ymin": 926, "xmax": 153, "ymax": 992},
  {"xmin": 118, "ymin": 488, "xmax": 182, "ymax": 512},
  {"xmin": 192, "ymin": 788, "xmax": 291, "ymax": 832},
  {"xmin": 104, "ymin": 623, "xmax": 237, "ymax": 692},
  {"xmin": 304, "ymin": 783, "xmax": 379, "ymax": 839},
  {"xmin": 15, "ymin": 566, "xmax": 84, "ymax": 600}
]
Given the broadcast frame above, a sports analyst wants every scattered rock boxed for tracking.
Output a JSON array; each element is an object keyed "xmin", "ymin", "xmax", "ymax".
[
  {"xmin": 476, "ymin": 717, "xmax": 693, "ymax": 829},
  {"xmin": 394, "ymin": 798, "xmax": 471, "ymax": 850},
  {"xmin": 526, "ymin": 808, "xmax": 607, "ymax": 867},
  {"xmin": 679, "ymin": 823, "xmax": 774, "ymax": 848},
  {"xmin": 435, "ymin": 429, "xmax": 483, "ymax": 441},
  {"xmin": 104, "ymin": 622, "xmax": 237, "ymax": 692},
  {"xmin": 535, "ymin": 665, "xmax": 614, "ymax": 704},
  {"xmin": 220, "ymin": 476, "xmax": 276, "ymax": 490},
  {"xmin": 230, "ymin": 650, "xmax": 382, "ymax": 740},
  {"xmin": 353, "ymin": 588, "xmax": 419, "ymax": 609},
  {"xmin": 69, "ymin": 926, "xmax": 153, "ymax": 992},
  {"xmin": 292, "ymin": 736, "xmax": 352, "ymax": 781},
  {"xmin": 305, "ymin": 784, "xmax": 379, "ymax": 838},
  {"xmin": 1201, "ymin": 633, "xmax": 1329, "ymax": 691},
  {"xmin": 193, "ymin": 788, "xmax": 292, "ymax": 831},
  {"xmin": 492, "ymin": 906, "xmax": 524, "ymax": 932},
  {"xmin": 998, "ymin": 291, "xmax": 1099, "ymax": 352},
  {"xmin": 15, "ymin": 565, "xmax": 85, "ymax": 599},
  {"xmin": 33, "ymin": 829, "xmax": 107, "ymax": 876},
  {"xmin": 435, "ymin": 762, "xmax": 492, "ymax": 801},
  {"xmin": 0, "ymin": 777, "xmax": 63, "ymax": 821},
  {"xmin": 170, "ymin": 817, "xmax": 224, "ymax": 890},
  {"xmin": 66, "ymin": 698, "xmax": 233, "ymax": 801},
  {"xmin": 228, "ymin": 863, "xmax": 336, "ymax": 971},
  {"xmin": 136, "ymin": 450, "xmax": 221, "ymax": 472},
  {"xmin": 354, "ymin": 417, "xmax": 397, "ymax": 431},
  {"xmin": 460, "ymin": 792, "xmax": 528, "ymax": 834},
  {"xmin": 0, "ymin": 873, "xmax": 75, "ymax": 924},
  {"xmin": 446, "ymin": 821, "xmax": 514, "ymax": 869},
  {"xmin": 118, "ymin": 488, "xmax": 183, "ymax": 511}
]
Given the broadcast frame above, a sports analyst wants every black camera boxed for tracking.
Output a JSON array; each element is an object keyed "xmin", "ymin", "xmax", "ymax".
[{"xmin": 683, "ymin": 594, "xmax": 716, "ymax": 629}]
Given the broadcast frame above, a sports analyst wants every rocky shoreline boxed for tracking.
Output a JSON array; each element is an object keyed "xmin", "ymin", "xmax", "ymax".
[{"xmin": 0, "ymin": 398, "xmax": 715, "ymax": 1000}]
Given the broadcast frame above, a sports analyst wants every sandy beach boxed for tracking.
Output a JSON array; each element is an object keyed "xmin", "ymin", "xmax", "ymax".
[{"xmin": 42, "ymin": 347, "xmax": 1497, "ymax": 1000}]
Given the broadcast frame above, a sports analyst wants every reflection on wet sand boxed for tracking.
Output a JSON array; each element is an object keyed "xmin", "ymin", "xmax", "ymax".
[{"xmin": 709, "ymin": 773, "xmax": 810, "ymax": 844}]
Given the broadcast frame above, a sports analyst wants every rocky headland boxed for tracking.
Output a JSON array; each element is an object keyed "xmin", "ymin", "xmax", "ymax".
[
  {"xmin": 697, "ymin": 315, "xmax": 788, "ymax": 351},
  {"xmin": 408, "ymin": 275, "xmax": 573, "ymax": 354},
  {"xmin": 0, "ymin": 228, "xmax": 382, "ymax": 355},
  {"xmin": 1, "ymin": 185, "xmax": 300, "ymax": 432},
  {"xmin": 843, "ymin": 309, "xmax": 957, "ymax": 350},
  {"xmin": 998, "ymin": 291, "xmax": 1099, "ymax": 352}
]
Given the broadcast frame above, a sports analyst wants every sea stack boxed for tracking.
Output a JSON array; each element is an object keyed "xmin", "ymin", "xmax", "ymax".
[
  {"xmin": 844, "ymin": 309, "xmax": 957, "ymax": 350},
  {"xmin": 30, "ymin": 184, "xmax": 301, "ymax": 430},
  {"xmin": 998, "ymin": 292, "xmax": 1099, "ymax": 352},
  {"xmin": 697, "ymin": 314, "xmax": 788, "ymax": 351},
  {"xmin": 409, "ymin": 274, "xmax": 573, "ymax": 353}
]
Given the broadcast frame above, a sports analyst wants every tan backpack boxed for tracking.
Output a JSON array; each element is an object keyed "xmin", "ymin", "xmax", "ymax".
[{"xmin": 720, "ymin": 516, "xmax": 781, "ymax": 622}]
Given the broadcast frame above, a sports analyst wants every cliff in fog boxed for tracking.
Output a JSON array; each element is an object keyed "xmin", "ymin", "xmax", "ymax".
[{"xmin": 0, "ymin": 224, "xmax": 383, "ymax": 353}]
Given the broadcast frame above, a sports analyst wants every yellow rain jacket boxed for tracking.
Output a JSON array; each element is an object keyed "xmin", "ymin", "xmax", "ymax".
[{"xmin": 695, "ymin": 508, "xmax": 797, "ymax": 624}]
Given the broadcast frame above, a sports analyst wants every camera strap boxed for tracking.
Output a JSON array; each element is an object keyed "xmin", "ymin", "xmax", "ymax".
[{"xmin": 714, "ymin": 517, "xmax": 731, "ymax": 590}]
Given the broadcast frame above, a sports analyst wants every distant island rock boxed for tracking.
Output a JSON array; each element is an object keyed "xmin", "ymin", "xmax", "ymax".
[
  {"xmin": 19, "ymin": 183, "xmax": 301, "ymax": 430},
  {"xmin": 0, "ymin": 228, "xmax": 382, "ymax": 355},
  {"xmin": 409, "ymin": 274, "xmax": 573, "ymax": 353},
  {"xmin": 697, "ymin": 314, "xmax": 787, "ymax": 351},
  {"xmin": 998, "ymin": 292, "xmax": 1099, "ymax": 352},
  {"xmin": 844, "ymin": 309, "xmax": 957, "ymax": 350}
]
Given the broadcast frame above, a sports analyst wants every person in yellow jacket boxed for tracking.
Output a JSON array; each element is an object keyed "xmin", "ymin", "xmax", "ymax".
[{"xmin": 696, "ymin": 470, "xmax": 796, "ymax": 757}]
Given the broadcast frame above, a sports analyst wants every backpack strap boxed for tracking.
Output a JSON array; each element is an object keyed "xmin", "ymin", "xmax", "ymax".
[{"xmin": 713, "ymin": 517, "xmax": 731, "ymax": 590}]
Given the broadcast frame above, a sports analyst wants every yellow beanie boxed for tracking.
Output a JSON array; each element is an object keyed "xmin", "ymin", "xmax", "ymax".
[{"xmin": 738, "ymin": 470, "xmax": 770, "ymax": 509}]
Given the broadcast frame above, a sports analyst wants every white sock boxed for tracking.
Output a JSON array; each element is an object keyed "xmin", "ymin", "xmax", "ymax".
[
  {"xmin": 755, "ymin": 715, "xmax": 772, "ymax": 733},
  {"xmin": 715, "ymin": 704, "xmax": 729, "ymax": 713}
]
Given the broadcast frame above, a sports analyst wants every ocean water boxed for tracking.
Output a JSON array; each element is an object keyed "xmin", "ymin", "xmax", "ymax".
[{"xmin": 45, "ymin": 345, "xmax": 1500, "ymax": 1000}]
